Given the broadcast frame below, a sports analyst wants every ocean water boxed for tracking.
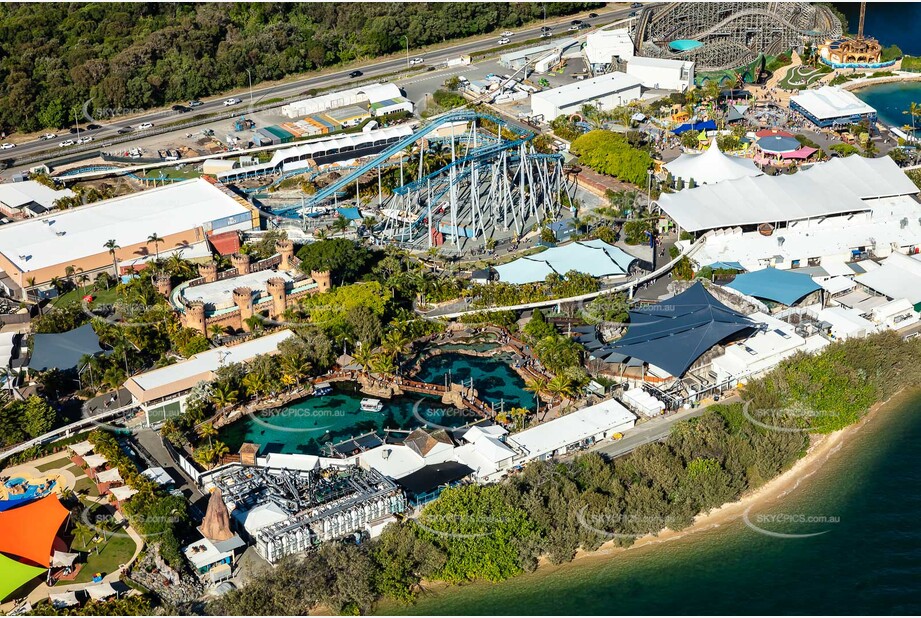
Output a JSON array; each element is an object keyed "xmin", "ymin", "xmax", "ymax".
[
  {"xmin": 853, "ymin": 81, "xmax": 921, "ymax": 130},
  {"xmin": 379, "ymin": 393, "xmax": 921, "ymax": 615},
  {"xmin": 838, "ymin": 3, "xmax": 921, "ymax": 55}
]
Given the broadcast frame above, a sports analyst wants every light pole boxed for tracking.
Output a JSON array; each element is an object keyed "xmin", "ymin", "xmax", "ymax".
[
  {"xmin": 401, "ymin": 35, "xmax": 409, "ymax": 68},
  {"xmin": 73, "ymin": 107, "xmax": 81, "ymax": 142},
  {"xmin": 245, "ymin": 69, "xmax": 254, "ymax": 108},
  {"xmin": 647, "ymin": 169, "xmax": 653, "ymax": 211}
]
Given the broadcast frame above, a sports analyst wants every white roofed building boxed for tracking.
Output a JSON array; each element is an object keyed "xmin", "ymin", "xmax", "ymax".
[
  {"xmin": 856, "ymin": 251, "xmax": 921, "ymax": 307},
  {"xmin": 0, "ymin": 181, "xmax": 74, "ymax": 219},
  {"xmin": 790, "ymin": 86, "xmax": 877, "ymax": 128},
  {"xmin": 584, "ymin": 28, "xmax": 635, "ymax": 69},
  {"xmin": 0, "ymin": 178, "xmax": 255, "ymax": 294},
  {"xmin": 664, "ymin": 140, "xmax": 762, "ymax": 186},
  {"xmin": 281, "ymin": 83, "xmax": 402, "ymax": 118},
  {"xmin": 124, "ymin": 330, "xmax": 296, "ymax": 426},
  {"xmin": 530, "ymin": 72, "xmax": 642, "ymax": 121},
  {"xmin": 626, "ymin": 56, "xmax": 694, "ymax": 92}
]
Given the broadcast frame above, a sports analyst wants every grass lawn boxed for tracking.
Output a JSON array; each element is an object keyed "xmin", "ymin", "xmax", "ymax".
[
  {"xmin": 35, "ymin": 456, "xmax": 71, "ymax": 473},
  {"xmin": 51, "ymin": 284, "xmax": 120, "ymax": 308},
  {"xmin": 73, "ymin": 476, "xmax": 100, "ymax": 497},
  {"xmin": 137, "ymin": 165, "xmax": 201, "ymax": 181},
  {"xmin": 65, "ymin": 532, "xmax": 137, "ymax": 584}
]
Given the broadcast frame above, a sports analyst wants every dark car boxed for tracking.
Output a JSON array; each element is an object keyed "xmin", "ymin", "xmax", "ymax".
[
  {"xmin": 579, "ymin": 23, "xmax": 591, "ymax": 29},
  {"xmin": 68, "ymin": 128, "xmax": 78, "ymax": 134},
  {"xmin": 631, "ymin": 2, "xmax": 642, "ymax": 7},
  {"xmin": 171, "ymin": 104, "xmax": 189, "ymax": 113},
  {"xmin": 86, "ymin": 124, "xmax": 101, "ymax": 130},
  {"xmin": 541, "ymin": 26, "xmax": 551, "ymax": 32},
  {"xmin": 117, "ymin": 126, "xmax": 132, "ymax": 134},
  {"xmin": 588, "ymin": 12, "xmax": 598, "ymax": 18},
  {"xmin": 349, "ymin": 70, "xmax": 363, "ymax": 78},
  {"xmin": 571, "ymin": 19, "xmax": 582, "ymax": 25}
]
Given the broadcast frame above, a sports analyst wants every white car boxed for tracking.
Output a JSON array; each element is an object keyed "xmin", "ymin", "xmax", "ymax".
[
  {"xmin": 223, "ymin": 98, "xmax": 242, "ymax": 106},
  {"xmin": 569, "ymin": 25, "xmax": 580, "ymax": 31},
  {"xmin": 76, "ymin": 136, "xmax": 93, "ymax": 144},
  {"xmin": 498, "ymin": 37, "xmax": 510, "ymax": 44},
  {"xmin": 137, "ymin": 122, "xmax": 154, "ymax": 130},
  {"xmin": 0, "ymin": 143, "xmax": 14, "ymax": 150},
  {"xmin": 501, "ymin": 30, "xmax": 514, "ymax": 37},
  {"xmin": 40, "ymin": 133, "xmax": 57, "ymax": 140},
  {"xmin": 58, "ymin": 140, "xmax": 75, "ymax": 148},
  {"xmin": 409, "ymin": 57, "xmax": 424, "ymax": 66}
]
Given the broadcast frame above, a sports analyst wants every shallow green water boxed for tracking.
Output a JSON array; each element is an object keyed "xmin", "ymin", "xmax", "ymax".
[
  {"xmin": 414, "ymin": 352, "xmax": 532, "ymax": 412},
  {"xmin": 380, "ymin": 393, "xmax": 921, "ymax": 615}
]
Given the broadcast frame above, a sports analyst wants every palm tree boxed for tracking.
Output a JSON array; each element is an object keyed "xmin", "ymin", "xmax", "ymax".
[
  {"xmin": 904, "ymin": 101, "xmax": 921, "ymax": 137},
  {"xmin": 381, "ymin": 331, "xmax": 411, "ymax": 360},
  {"xmin": 244, "ymin": 315, "xmax": 264, "ymax": 333},
  {"xmin": 279, "ymin": 353, "xmax": 311, "ymax": 387},
  {"xmin": 242, "ymin": 371, "xmax": 269, "ymax": 397},
  {"xmin": 103, "ymin": 239, "xmax": 120, "ymax": 278},
  {"xmin": 196, "ymin": 422, "xmax": 217, "ymax": 447},
  {"xmin": 194, "ymin": 445, "xmax": 214, "ymax": 468},
  {"xmin": 370, "ymin": 353, "xmax": 396, "ymax": 375},
  {"xmin": 211, "ymin": 441, "xmax": 230, "ymax": 465},
  {"xmin": 64, "ymin": 265, "xmax": 76, "ymax": 290},
  {"xmin": 209, "ymin": 324, "xmax": 225, "ymax": 340},
  {"xmin": 147, "ymin": 233, "xmax": 164, "ymax": 261},
  {"xmin": 547, "ymin": 374, "xmax": 575, "ymax": 406},
  {"xmin": 352, "ymin": 344, "xmax": 375, "ymax": 372},
  {"xmin": 77, "ymin": 273, "xmax": 90, "ymax": 294},
  {"xmin": 211, "ymin": 381, "xmax": 240, "ymax": 410},
  {"xmin": 524, "ymin": 377, "xmax": 548, "ymax": 416}
]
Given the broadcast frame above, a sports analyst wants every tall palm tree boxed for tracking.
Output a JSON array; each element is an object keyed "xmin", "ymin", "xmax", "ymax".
[
  {"xmin": 64, "ymin": 265, "xmax": 76, "ymax": 290},
  {"xmin": 904, "ymin": 101, "xmax": 921, "ymax": 137},
  {"xmin": 524, "ymin": 377, "xmax": 548, "ymax": 416},
  {"xmin": 381, "ymin": 331, "xmax": 411, "ymax": 360},
  {"xmin": 352, "ymin": 345, "xmax": 375, "ymax": 372},
  {"xmin": 103, "ymin": 239, "xmax": 120, "ymax": 278},
  {"xmin": 211, "ymin": 441, "xmax": 230, "ymax": 465},
  {"xmin": 147, "ymin": 233, "xmax": 164, "ymax": 261},
  {"xmin": 547, "ymin": 374, "xmax": 575, "ymax": 406},
  {"xmin": 370, "ymin": 353, "xmax": 396, "ymax": 376},
  {"xmin": 279, "ymin": 353, "xmax": 311, "ymax": 387},
  {"xmin": 211, "ymin": 382, "xmax": 240, "ymax": 410},
  {"xmin": 209, "ymin": 324, "xmax": 225, "ymax": 340},
  {"xmin": 77, "ymin": 273, "xmax": 90, "ymax": 294},
  {"xmin": 196, "ymin": 422, "xmax": 217, "ymax": 447}
]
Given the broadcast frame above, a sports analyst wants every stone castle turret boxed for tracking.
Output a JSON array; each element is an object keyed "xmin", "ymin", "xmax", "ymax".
[
  {"xmin": 233, "ymin": 287, "xmax": 254, "ymax": 330},
  {"xmin": 154, "ymin": 273, "xmax": 172, "ymax": 297},
  {"xmin": 198, "ymin": 261, "xmax": 218, "ymax": 283},
  {"xmin": 276, "ymin": 239, "xmax": 295, "ymax": 271},
  {"xmin": 311, "ymin": 270, "xmax": 332, "ymax": 293},
  {"xmin": 231, "ymin": 253, "xmax": 251, "ymax": 276},
  {"xmin": 185, "ymin": 301, "xmax": 207, "ymax": 334},
  {"xmin": 266, "ymin": 277, "xmax": 288, "ymax": 320}
]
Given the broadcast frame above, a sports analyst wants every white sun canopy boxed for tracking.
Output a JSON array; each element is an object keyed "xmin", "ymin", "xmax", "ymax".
[
  {"xmin": 657, "ymin": 156, "xmax": 917, "ymax": 233},
  {"xmin": 664, "ymin": 140, "xmax": 762, "ymax": 185}
]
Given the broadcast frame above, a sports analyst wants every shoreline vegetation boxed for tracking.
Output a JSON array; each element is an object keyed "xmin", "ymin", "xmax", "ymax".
[{"xmin": 210, "ymin": 331, "xmax": 921, "ymax": 616}]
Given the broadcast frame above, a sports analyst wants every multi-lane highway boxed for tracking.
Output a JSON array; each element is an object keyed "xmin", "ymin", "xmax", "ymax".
[{"xmin": 4, "ymin": 5, "xmax": 638, "ymax": 167}]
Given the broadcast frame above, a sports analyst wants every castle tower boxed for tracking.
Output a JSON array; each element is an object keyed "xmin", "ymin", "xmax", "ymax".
[
  {"xmin": 233, "ymin": 287, "xmax": 254, "ymax": 331},
  {"xmin": 266, "ymin": 277, "xmax": 288, "ymax": 320},
  {"xmin": 231, "ymin": 253, "xmax": 251, "ymax": 276},
  {"xmin": 311, "ymin": 270, "xmax": 332, "ymax": 293},
  {"xmin": 276, "ymin": 239, "xmax": 295, "ymax": 271},
  {"xmin": 186, "ymin": 302, "xmax": 207, "ymax": 334},
  {"xmin": 198, "ymin": 261, "xmax": 218, "ymax": 283},
  {"xmin": 154, "ymin": 273, "xmax": 172, "ymax": 297}
]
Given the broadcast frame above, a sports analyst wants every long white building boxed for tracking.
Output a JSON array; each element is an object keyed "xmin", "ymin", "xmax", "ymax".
[
  {"xmin": 530, "ymin": 72, "xmax": 642, "ymax": 121},
  {"xmin": 626, "ymin": 56, "xmax": 694, "ymax": 92}
]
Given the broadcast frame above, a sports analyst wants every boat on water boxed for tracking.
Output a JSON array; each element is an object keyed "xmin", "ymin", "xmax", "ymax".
[
  {"xmin": 313, "ymin": 382, "xmax": 333, "ymax": 396},
  {"xmin": 360, "ymin": 398, "xmax": 384, "ymax": 412}
]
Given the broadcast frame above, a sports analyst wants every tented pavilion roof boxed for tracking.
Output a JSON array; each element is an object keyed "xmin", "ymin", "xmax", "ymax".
[
  {"xmin": 664, "ymin": 140, "xmax": 762, "ymax": 186},
  {"xmin": 0, "ymin": 553, "xmax": 46, "ymax": 601},
  {"xmin": 725, "ymin": 268, "xmax": 822, "ymax": 305},
  {"xmin": 29, "ymin": 324, "xmax": 104, "ymax": 372},
  {"xmin": 656, "ymin": 155, "xmax": 917, "ymax": 233},
  {"xmin": 0, "ymin": 494, "xmax": 70, "ymax": 567},
  {"xmin": 607, "ymin": 282, "xmax": 754, "ymax": 377},
  {"xmin": 494, "ymin": 240, "xmax": 637, "ymax": 285}
]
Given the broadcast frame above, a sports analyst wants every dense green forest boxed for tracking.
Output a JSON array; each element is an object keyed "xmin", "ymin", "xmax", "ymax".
[{"xmin": 0, "ymin": 2, "xmax": 600, "ymax": 133}]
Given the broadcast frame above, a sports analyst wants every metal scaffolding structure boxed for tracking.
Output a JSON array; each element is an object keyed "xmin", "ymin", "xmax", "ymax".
[
  {"xmin": 263, "ymin": 111, "xmax": 571, "ymax": 255},
  {"xmin": 633, "ymin": 1, "xmax": 843, "ymax": 72}
]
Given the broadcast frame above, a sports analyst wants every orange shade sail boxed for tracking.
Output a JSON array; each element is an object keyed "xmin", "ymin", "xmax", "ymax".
[{"xmin": 0, "ymin": 494, "xmax": 70, "ymax": 567}]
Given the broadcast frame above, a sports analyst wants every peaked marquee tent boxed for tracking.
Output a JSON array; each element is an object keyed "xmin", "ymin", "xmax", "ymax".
[
  {"xmin": 605, "ymin": 282, "xmax": 754, "ymax": 377},
  {"xmin": 726, "ymin": 267, "xmax": 822, "ymax": 305},
  {"xmin": 664, "ymin": 140, "xmax": 762, "ymax": 186}
]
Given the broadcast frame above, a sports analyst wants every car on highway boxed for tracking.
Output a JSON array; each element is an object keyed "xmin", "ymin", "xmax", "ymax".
[
  {"xmin": 171, "ymin": 104, "xmax": 189, "ymax": 112},
  {"xmin": 0, "ymin": 143, "xmax": 14, "ymax": 150},
  {"xmin": 76, "ymin": 136, "xmax": 93, "ymax": 144},
  {"xmin": 39, "ymin": 133, "xmax": 57, "ymax": 140},
  {"xmin": 498, "ymin": 37, "xmax": 510, "ymax": 44},
  {"xmin": 188, "ymin": 100, "xmax": 203, "ymax": 107},
  {"xmin": 223, "ymin": 98, "xmax": 242, "ymax": 106},
  {"xmin": 541, "ymin": 26, "xmax": 551, "ymax": 32},
  {"xmin": 58, "ymin": 140, "xmax": 75, "ymax": 148},
  {"xmin": 409, "ymin": 57, "xmax": 424, "ymax": 66},
  {"xmin": 541, "ymin": 32, "xmax": 552, "ymax": 38},
  {"xmin": 117, "ymin": 126, "xmax": 133, "ymax": 134},
  {"xmin": 138, "ymin": 122, "xmax": 154, "ymax": 130},
  {"xmin": 589, "ymin": 12, "xmax": 599, "ymax": 18},
  {"xmin": 579, "ymin": 23, "xmax": 591, "ymax": 29},
  {"xmin": 568, "ymin": 25, "xmax": 580, "ymax": 31},
  {"xmin": 349, "ymin": 70, "xmax": 363, "ymax": 78},
  {"xmin": 631, "ymin": 2, "xmax": 642, "ymax": 8},
  {"xmin": 501, "ymin": 30, "xmax": 514, "ymax": 37},
  {"xmin": 86, "ymin": 124, "xmax": 101, "ymax": 130},
  {"xmin": 571, "ymin": 19, "xmax": 582, "ymax": 25}
]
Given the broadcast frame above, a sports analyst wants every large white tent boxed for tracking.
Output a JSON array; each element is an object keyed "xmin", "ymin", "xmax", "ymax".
[
  {"xmin": 494, "ymin": 240, "xmax": 638, "ymax": 285},
  {"xmin": 657, "ymin": 156, "xmax": 917, "ymax": 233},
  {"xmin": 664, "ymin": 140, "xmax": 762, "ymax": 186}
]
